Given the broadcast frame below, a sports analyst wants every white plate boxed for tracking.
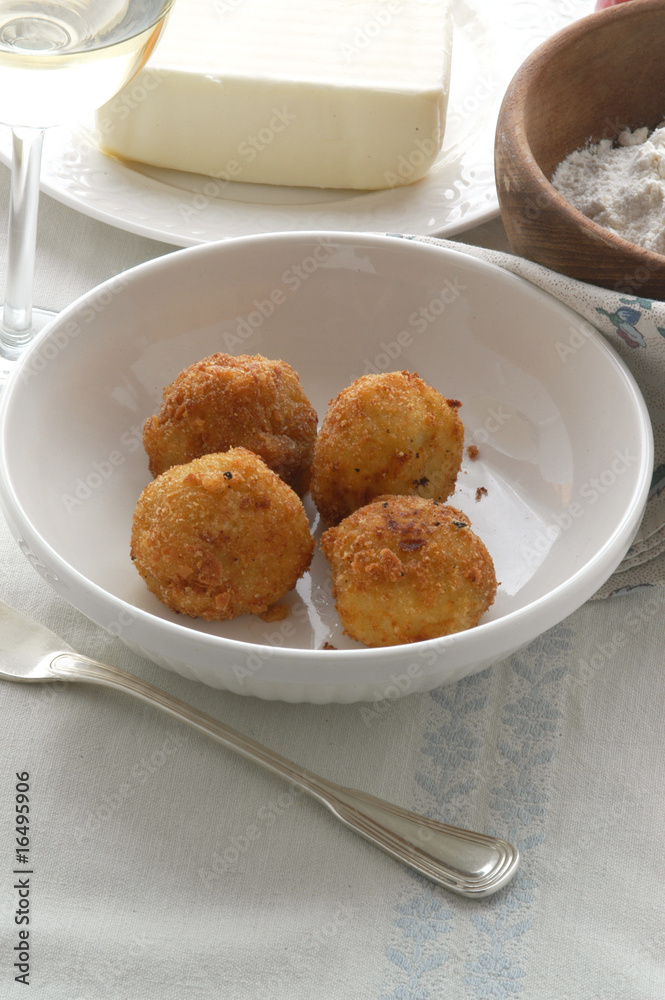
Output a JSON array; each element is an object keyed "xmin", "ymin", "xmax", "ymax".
[
  {"xmin": 0, "ymin": 232, "xmax": 652, "ymax": 703},
  {"xmin": 0, "ymin": 0, "xmax": 591, "ymax": 246}
]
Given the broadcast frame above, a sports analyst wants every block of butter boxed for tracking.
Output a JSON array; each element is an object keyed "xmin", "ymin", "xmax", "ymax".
[{"xmin": 96, "ymin": 0, "xmax": 453, "ymax": 190}]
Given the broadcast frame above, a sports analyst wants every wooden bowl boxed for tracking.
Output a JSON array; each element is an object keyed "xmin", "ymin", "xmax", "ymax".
[{"xmin": 495, "ymin": 0, "xmax": 665, "ymax": 298}]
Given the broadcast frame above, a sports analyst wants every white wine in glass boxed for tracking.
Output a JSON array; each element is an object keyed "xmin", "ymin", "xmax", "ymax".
[{"xmin": 0, "ymin": 0, "xmax": 174, "ymax": 377}]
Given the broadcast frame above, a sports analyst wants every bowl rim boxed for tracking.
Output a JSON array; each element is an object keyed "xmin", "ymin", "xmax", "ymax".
[
  {"xmin": 0, "ymin": 230, "xmax": 655, "ymax": 665},
  {"xmin": 497, "ymin": 0, "xmax": 665, "ymax": 266}
]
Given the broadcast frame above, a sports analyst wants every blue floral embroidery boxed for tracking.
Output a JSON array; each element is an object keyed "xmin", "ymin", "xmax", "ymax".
[
  {"xmin": 380, "ymin": 876, "xmax": 453, "ymax": 1000},
  {"xmin": 379, "ymin": 672, "xmax": 490, "ymax": 999},
  {"xmin": 380, "ymin": 623, "xmax": 572, "ymax": 999}
]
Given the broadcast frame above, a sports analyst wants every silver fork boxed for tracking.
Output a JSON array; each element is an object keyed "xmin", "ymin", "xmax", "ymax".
[{"xmin": 0, "ymin": 600, "xmax": 519, "ymax": 897}]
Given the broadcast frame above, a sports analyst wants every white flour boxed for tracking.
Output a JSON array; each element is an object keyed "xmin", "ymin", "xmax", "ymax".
[{"xmin": 551, "ymin": 123, "xmax": 665, "ymax": 255}]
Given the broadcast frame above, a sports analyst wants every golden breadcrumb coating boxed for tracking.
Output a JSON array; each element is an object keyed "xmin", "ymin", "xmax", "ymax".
[
  {"xmin": 143, "ymin": 353, "xmax": 317, "ymax": 496},
  {"xmin": 320, "ymin": 495, "xmax": 496, "ymax": 647},
  {"xmin": 310, "ymin": 371, "xmax": 464, "ymax": 525},
  {"xmin": 131, "ymin": 448, "xmax": 314, "ymax": 620}
]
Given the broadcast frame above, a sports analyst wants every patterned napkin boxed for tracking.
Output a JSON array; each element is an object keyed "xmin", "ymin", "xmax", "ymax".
[{"xmin": 402, "ymin": 234, "xmax": 665, "ymax": 597}]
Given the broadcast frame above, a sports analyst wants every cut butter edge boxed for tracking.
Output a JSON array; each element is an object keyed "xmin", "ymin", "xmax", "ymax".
[{"xmin": 96, "ymin": 0, "xmax": 453, "ymax": 191}]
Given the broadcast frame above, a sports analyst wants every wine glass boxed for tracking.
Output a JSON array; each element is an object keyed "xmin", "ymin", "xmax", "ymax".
[{"xmin": 0, "ymin": 0, "xmax": 174, "ymax": 383}]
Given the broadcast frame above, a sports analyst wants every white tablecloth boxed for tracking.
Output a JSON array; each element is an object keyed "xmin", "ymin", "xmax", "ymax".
[{"xmin": 1, "ymin": 166, "xmax": 664, "ymax": 999}]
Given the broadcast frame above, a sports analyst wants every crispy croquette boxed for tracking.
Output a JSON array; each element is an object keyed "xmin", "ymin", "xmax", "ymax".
[
  {"xmin": 131, "ymin": 448, "xmax": 314, "ymax": 620},
  {"xmin": 310, "ymin": 371, "xmax": 464, "ymax": 525},
  {"xmin": 320, "ymin": 495, "xmax": 496, "ymax": 647},
  {"xmin": 143, "ymin": 353, "xmax": 317, "ymax": 496}
]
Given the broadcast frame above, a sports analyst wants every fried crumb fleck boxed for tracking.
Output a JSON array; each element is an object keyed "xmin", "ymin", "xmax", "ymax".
[
  {"xmin": 322, "ymin": 641, "xmax": 337, "ymax": 650},
  {"xmin": 467, "ymin": 444, "xmax": 479, "ymax": 460},
  {"xmin": 258, "ymin": 604, "xmax": 290, "ymax": 622},
  {"xmin": 475, "ymin": 486, "xmax": 488, "ymax": 502}
]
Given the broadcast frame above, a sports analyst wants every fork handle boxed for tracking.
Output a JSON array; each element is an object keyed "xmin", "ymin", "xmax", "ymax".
[{"xmin": 50, "ymin": 652, "xmax": 519, "ymax": 898}]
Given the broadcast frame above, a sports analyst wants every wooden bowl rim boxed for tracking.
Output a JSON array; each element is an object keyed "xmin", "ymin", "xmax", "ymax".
[{"xmin": 497, "ymin": 0, "xmax": 665, "ymax": 267}]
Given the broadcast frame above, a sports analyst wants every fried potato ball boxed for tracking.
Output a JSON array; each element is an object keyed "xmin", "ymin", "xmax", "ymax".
[
  {"xmin": 143, "ymin": 353, "xmax": 317, "ymax": 496},
  {"xmin": 320, "ymin": 495, "xmax": 496, "ymax": 647},
  {"xmin": 131, "ymin": 448, "xmax": 314, "ymax": 620},
  {"xmin": 310, "ymin": 371, "xmax": 464, "ymax": 525}
]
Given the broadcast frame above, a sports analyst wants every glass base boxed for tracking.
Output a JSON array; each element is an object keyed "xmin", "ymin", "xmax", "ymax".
[{"xmin": 0, "ymin": 306, "xmax": 57, "ymax": 389}]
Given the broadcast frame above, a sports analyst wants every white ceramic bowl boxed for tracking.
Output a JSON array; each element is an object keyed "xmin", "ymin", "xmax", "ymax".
[{"xmin": 0, "ymin": 232, "xmax": 653, "ymax": 703}]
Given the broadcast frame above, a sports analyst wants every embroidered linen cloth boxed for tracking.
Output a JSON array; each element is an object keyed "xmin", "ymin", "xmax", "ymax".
[{"xmin": 408, "ymin": 234, "xmax": 665, "ymax": 597}]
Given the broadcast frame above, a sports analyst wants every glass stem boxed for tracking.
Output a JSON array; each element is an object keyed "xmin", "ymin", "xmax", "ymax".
[{"xmin": 1, "ymin": 126, "xmax": 45, "ymax": 357}]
